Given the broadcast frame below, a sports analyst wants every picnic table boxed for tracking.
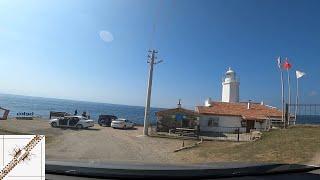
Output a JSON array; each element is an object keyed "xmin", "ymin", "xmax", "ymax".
[{"xmin": 169, "ymin": 127, "xmax": 199, "ymax": 137}]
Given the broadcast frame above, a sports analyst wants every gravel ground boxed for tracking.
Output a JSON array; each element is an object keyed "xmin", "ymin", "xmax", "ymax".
[
  {"xmin": 0, "ymin": 119, "xmax": 197, "ymax": 164},
  {"xmin": 1, "ymin": 119, "xmax": 318, "ymax": 165}
]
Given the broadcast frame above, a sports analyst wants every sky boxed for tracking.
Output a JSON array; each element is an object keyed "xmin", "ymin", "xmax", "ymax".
[{"xmin": 0, "ymin": 0, "xmax": 319, "ymax": 108}]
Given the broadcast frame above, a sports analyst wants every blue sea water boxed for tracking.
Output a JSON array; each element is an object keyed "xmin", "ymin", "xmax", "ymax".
[
  {"xmin": 296, "ymin": 115, "xmax": 320, "ymax": 124},
  {"xmin": 0, "ymin": 94, "xmax": 162, "ymax": 125}
]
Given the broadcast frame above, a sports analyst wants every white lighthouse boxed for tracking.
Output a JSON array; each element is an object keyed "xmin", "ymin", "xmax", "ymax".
[{"xmin": 221, "ymin": 67, "xmax": 240, "ymax": 103}]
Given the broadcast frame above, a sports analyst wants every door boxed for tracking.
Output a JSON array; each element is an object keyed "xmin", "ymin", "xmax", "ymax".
[
  {"xmin": 246, "ymin": 120, "xmax": 255, "ymax": 133},
  {"xmin": 59, "ymin": 117, "xmax": 69, "ymax": 126},
  {"xmin": 69, "ymin": 117, "xmax": 80, "ymax": 127}
]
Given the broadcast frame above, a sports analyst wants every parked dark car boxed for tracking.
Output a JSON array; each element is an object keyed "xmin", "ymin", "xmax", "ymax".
[{"xmin": 98, "ymin": 115, "xmax": 118, "ymax": 127}]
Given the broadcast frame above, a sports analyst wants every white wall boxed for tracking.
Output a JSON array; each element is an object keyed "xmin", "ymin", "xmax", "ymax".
[
  {"xmin": 230, "ymin": 82, "xmax": 240, "ymax": 102},
  {"xmin": 221, "ymin": 84, "xmax": 230, "ymax": 102},
  {"xmin": 254, "ymin": 120, "xmax": 268, "ymax": 130},
  {"xmin": 222, "ymin": 82, "xmax": 240, "ymax": 103},
  {"xmin": 199, "ymin": 115, "xmax": 246, "ymax": 133}
]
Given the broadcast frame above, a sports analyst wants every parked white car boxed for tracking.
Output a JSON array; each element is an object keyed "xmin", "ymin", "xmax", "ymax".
[
  {"xmin": 50, "ymin": 116, "xmax": 94, "ymax": 129},
  {"xmin": 111, "ymin": 118, "xmax": 134, "ymax": 129}
]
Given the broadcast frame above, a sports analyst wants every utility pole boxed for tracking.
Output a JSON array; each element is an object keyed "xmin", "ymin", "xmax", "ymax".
[{"xmin": 143, "ymin": 50, "xmax": 162, "ymax": 136}]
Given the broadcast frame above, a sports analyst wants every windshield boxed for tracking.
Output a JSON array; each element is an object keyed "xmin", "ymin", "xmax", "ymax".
[{"xmin": 0, "ymin": 0, "xmax": 319, "ymax": 174}]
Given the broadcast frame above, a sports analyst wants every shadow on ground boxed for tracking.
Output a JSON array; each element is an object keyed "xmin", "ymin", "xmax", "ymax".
[{"xmin": 58, "ymin": 127, "xmax": 101, "ymax": 131}]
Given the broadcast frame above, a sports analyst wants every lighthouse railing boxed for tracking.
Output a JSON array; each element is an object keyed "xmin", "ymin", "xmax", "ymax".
[{"xmin": 221, "ymin": 75, "xmax": 240, "ymax": 83}]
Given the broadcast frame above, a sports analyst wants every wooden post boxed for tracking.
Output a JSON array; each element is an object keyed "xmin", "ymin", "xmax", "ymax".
[
  {"xmin": 237, "ymin": 128, "xmax": 240, "ymax": 142},
  {"xmin": 196, "ymin": 125, "xmax": 200, "ymax": 139}
]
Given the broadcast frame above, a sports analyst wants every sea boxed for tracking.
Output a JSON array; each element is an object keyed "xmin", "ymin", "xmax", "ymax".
[
  {"xmin": 295, "ymin": 115, "xmax": 320, "ymax": 124},
  {"xmin": 0, "ymin": 94, "xmax": 162, "ymax": 125}
]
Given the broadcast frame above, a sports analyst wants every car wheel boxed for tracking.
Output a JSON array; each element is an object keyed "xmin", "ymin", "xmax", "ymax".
[
  {"xmin": 51, "ymin": 122, "xmax": 57, "ymax": 128},
  {"xmin": 76, "ymin": 124, "xmax": 83, "ymax": 129},
  {"xmin": 99, "ymin": 120, "xmax": 106, "ymax": 127}
]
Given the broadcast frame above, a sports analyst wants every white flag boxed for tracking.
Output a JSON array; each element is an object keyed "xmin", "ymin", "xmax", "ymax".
[
  {"xmin": 277, "ymin": 57, "xmax": 281, "ymax": 69},
  {"xmin": 296, "ymin": 70, "xmax": 306, "ymax": 79}
]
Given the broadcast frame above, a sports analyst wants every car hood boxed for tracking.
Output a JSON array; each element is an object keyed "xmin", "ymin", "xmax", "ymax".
[
  {"xmin": 46, "ymin": 160, "xmax": 320, "ymax": 179},
  {"xmin": 112, "ymin": 121, "xmax": 124, "ymax": 123},
  {"xmin": 49, "ymin": 119, "xmax": 58, "ymax": 122}
]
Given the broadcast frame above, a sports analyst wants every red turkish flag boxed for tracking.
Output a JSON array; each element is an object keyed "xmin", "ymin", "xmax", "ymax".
[{"xmin": 282, "ymin": 59, "xmax": 292, "ymax": 70}]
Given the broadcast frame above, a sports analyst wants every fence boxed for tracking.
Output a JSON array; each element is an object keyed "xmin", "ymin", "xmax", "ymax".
[
  {"xmin": 286, "ymin": 104, "xmax": 320, "ymax": 125},
  {"xmin": 199, "ymin": 127, "xmax": 253, "ymax": 142},
  {"xmin": 153, "ymin": 126, "xmax": 253, "ymax": 142}
]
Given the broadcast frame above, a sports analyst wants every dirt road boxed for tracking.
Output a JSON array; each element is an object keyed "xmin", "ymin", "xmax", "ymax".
[
  {"xmin": 0, "ymin": 119, "xmax": 196, "ymax": 164},
  {"xmin": 0, "ymin": 119, "xmax": 319, "ymax": 165}
]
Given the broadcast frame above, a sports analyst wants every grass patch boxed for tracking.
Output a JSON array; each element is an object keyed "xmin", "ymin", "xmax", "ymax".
[{"xmin": 196, "ymin": 125, "xmax": 320, "ymax": 164}]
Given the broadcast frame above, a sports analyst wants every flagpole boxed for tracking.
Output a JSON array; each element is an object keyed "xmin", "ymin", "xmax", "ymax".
[
  {"xmin": 287, "ymin": 69, "xmax": 291, "ymax": 126},
  {"xmin": 277, "ymin": 57, "xmax": 285, "ymax": 126},
  {"xmin": 280, "ymin": 70, "xmax": 285, "ymax": 124},
  {"xmin": 294, "ymin": 76, "xmax": 299, "ymax": 125}
]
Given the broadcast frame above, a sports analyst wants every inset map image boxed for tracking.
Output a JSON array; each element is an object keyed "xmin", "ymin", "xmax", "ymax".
[{"xmin": 0, "ymin": 135, "xmax": 45, "ymax": 180}]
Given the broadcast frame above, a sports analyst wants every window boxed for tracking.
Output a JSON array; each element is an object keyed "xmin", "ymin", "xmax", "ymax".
[
  {"xmin": 208, "ymin": 117, "xmax": 219, "ymax": 127},
  {"xmin": 241, "ymin": 120, "xmax": 247, "ymax": 127},
  {"xmin": 175, "ymin": 114, "xmax": 183, "ymax": 121},
  {"xmin": 69, "ymin": 117, "xmax": 80, "ymax": 126},
  {"xmin": 59, "ymin": 117, "xmax": 69, "ymax": 126}
]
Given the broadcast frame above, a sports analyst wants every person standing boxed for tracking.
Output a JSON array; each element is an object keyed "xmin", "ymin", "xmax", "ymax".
[{"xmin": 74, "ymin": 109, "xmax": 78, "ymax": 115}]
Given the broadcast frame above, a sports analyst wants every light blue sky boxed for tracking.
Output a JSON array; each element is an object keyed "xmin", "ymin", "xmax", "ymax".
[{"xmin": 0, "ymin": 0, "xmax": 319, "ymax": 108}]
